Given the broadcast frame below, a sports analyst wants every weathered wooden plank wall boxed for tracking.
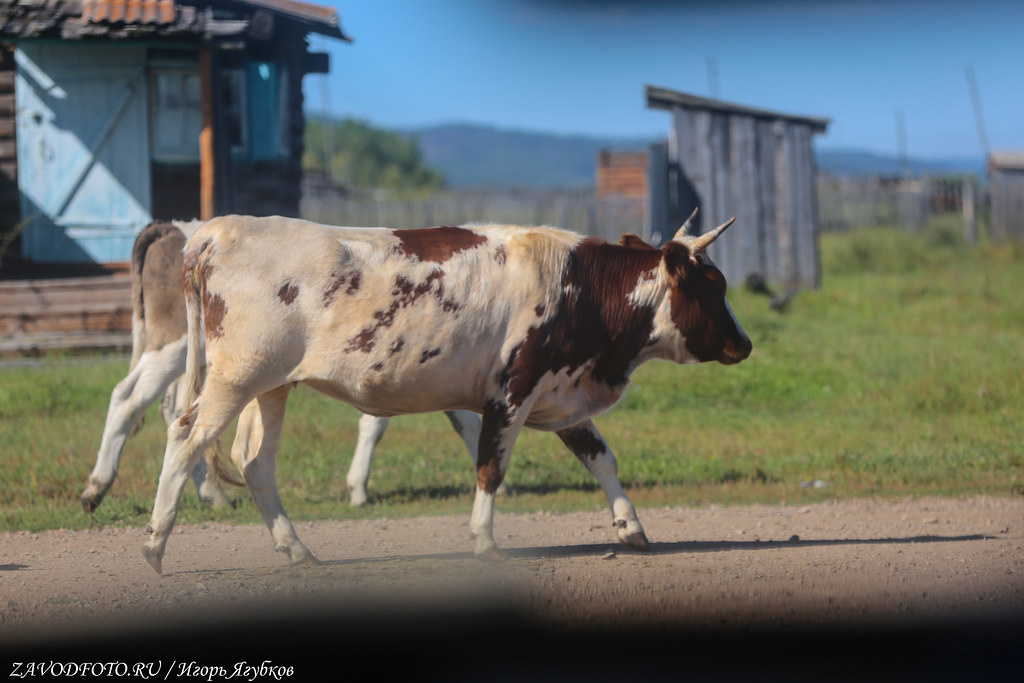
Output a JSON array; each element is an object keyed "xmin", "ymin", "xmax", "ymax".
[
  {"xmin": 989, "ymin": 156, "xmax": 1024, "ymax": 243},
  {"xmin": 649, "ymin": 86, "xmax": 828, "ymax": 291}
]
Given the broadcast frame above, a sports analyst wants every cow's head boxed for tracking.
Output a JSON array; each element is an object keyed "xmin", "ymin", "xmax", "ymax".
[{"xmin": 661, "ymin": 208, "xmax": 752, "ymax": 365}]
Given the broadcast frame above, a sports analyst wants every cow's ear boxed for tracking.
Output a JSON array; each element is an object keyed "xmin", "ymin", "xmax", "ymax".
[
  {"xmin": 662, "ymin": 240, "xmax": 694, "ymax": 278},
  {"xmin": 620, "ymin": 233, "xmax": 657, "ymax": 251}
]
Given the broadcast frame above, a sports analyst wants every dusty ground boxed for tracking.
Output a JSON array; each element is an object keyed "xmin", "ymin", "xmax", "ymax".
[{"xmin": 2, "ymin": 496, "xmax": 1022, "ymax": 679}]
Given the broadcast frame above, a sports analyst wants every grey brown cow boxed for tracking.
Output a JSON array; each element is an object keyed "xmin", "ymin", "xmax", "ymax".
[{"xmin": 82, "ymin": 221, "xmax": 481, "ymax": 514}]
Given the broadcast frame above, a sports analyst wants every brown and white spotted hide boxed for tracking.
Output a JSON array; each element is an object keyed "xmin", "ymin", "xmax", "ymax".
[
  {"xmin": 82, "ymin": 220, "xmax": 479, "ymax": 516},
  {"xmin": 143, "ymin": 213, "xmax": 750, "ymax": 572}
]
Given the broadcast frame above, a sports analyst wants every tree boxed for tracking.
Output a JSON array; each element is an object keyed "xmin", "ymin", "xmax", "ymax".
[{"xmin": 304, "ymin": 117, "xmax": 445, "ymax": 194}]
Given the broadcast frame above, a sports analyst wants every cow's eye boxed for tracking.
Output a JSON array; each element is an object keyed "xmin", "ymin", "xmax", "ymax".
[{"xmin": 704, "ymin": 267, "xmax": 726, "ymax": 294}]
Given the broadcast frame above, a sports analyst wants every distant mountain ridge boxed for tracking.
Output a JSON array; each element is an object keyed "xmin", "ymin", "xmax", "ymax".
[
  {"xmin": 403, "ymin": 123, "xmax": 655, "ymax": 189},
  {"xmin": 815, "ymin": 148, "xmax": 984, "ymax": 178},
  {"xmin": 400, "ymin": 123, "xmax": 985, "ymax": 189}
]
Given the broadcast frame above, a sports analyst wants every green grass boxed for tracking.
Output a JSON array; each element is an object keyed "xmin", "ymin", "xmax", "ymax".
[{"xmin": 1, "ymin": 218, "xmax": 1022, "ymax": 532}]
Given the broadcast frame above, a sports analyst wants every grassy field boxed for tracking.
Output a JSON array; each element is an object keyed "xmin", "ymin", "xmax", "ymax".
[{"xmin": 1, "ymin": 218, "xmax": 1022, "ymax": 532}]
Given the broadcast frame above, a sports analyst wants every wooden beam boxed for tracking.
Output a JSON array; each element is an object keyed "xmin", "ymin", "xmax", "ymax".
[{"xmin": 199, "ymin": 47, "xmax": 215, "ymax": 220}]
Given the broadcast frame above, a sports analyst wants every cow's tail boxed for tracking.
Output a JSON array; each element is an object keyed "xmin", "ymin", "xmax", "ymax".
[
  {"xmin": 182, "ymin": 237, "xmax": 246, "ymax": 489},
  {"xmin": 182, "ymin": 239, "xmax": 206, "ymax": 412}
]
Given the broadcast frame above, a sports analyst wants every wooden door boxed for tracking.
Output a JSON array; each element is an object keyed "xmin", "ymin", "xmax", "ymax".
[{"xmin": 16, "ymin": 43, "xmax": 151, "ymax": 263}]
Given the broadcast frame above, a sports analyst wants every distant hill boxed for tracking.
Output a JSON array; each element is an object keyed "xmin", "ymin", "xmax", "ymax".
[
  {"xmin": 815, "ymin": 148, "xmax": 984, "ymax": 178},
  {"xmin": 403, "ymin": 123, "xmax": 656, "ymax": 189},
  {"xmin": 399, "ymin": 124, "xmax": 985, "ymax": 189}
]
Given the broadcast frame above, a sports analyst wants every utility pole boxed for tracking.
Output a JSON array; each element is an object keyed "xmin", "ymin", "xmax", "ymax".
[
  {"xmin": 895, "ymin": 109, "xmax": 908, "ymax": 178},
  {"xmin": 319, "ymin": 75, "xmax": 336, "ymax": 183},
  {"xmin": 965, "ymin": 63, "xmax": 989, "ymax": 159},
  {"xmin": 706, "ymin": 56, "xmax": 720, "ymax": 99}
]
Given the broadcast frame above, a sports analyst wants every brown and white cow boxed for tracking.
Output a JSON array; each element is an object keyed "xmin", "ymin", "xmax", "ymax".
[
  {"xmin": 82, "ymin": 221, "xmax": 481, "ymax": 514},
  {"xmin": 142, "ymin": 209, "xmax": 751, "ymax": 573}
]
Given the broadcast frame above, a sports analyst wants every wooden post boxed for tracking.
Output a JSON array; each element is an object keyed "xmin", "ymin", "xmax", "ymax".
[
  {"xmin": 199, "ymin": 47, "xmax": 215, "ymax": 220},
  {"xmin": 962, "ymin": 177, "xmax": 976, "ymax": 245}
]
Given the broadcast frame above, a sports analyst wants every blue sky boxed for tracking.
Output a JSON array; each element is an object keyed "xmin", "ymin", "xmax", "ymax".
[{"xmin": 306, "ymin": 0, "xmax": 1022, "ymax": 160}]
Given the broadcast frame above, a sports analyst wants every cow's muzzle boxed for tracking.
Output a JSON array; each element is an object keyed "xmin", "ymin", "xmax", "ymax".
[{"xmin": 720, "ymin": 336, "xmax": 752, "ymax": 365}]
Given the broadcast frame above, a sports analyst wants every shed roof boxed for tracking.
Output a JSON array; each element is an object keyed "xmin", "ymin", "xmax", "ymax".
[
  {"xmin": 646, "ymin": 84, "xmax": 829, "ymax": 133},
  {"xmin": 989, "ymin": 151, "xmax": 1024, "ymax": 171},
  {"xmin": 0, "ymin": 0, "xmax": 351, "ymax": 42}
]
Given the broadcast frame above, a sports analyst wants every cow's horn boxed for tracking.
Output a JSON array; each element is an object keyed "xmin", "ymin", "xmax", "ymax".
[
  {"xmin": 690, "ymin": 217, "xmax": 736, "ymax": 253},
  {"xmin": 673, "ymin": 207, "xmax": 701, "ymax": 240}
]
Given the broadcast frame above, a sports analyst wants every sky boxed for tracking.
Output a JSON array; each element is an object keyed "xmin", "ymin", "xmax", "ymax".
[{"xmin": 305, "ymin": 0, "xmax": 1023, "ymax": 160}]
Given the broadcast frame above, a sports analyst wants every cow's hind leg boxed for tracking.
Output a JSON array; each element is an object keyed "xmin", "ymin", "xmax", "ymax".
[
  {"xmin": 142, "ymin": 385, "xmax": 249, "ymax": 574},
  {"xmin": 345, "ymin": 414, "xmax": 390, "ymax": 507},
  {"xmin": 231, "ymin": 385, "xmax": 318, "ymax": 566},
  {"xmin": 82, "ymin": 339, "xmax": 185, "ymax": 512},
  {"xmin": 557, "ymin": 419, "xmax": 650, "ymax": 551}
]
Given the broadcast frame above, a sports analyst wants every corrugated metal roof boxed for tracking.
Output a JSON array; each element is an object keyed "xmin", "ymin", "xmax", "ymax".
[
  {"xmin": 80, "ymin": 0, "xmax": 176, "ymax": 25},
  {"xmin": 0, "ymin": 0, "xmax": 351, "ymax": 41}
]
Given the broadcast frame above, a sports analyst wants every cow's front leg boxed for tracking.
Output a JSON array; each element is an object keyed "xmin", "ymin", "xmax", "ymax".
[
  {"xmin": 470, "ymin": 400, "xmax": 526, "ymax": 559},
  {"xmin": 232, "ymin": 385, "xmax": 318, "ymax": 566},
  {"xmin": 557, "ymin": 419, "xmax": 650, "ymax": 551}
]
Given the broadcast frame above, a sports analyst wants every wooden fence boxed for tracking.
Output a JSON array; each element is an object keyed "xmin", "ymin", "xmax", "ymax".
[
  {"xmin": 301, "ymin": 173, "xmax": 991, "ymax": 260},
  {"xmin": 300, "ymin": 184, "xmax": 648, "ymax": 244},
  {"xmin": 817, "ymin": 174, "xmax": 981, "ymax": 242}
]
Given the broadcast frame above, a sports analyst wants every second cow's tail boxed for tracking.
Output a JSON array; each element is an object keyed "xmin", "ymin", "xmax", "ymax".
[
  {"xmin": 182, "ymin": 238, "xmax": 245, "ymax": 489},
  {"xmin": 129, "ymin": 222, "xmax": 178, "ymax": 372}
]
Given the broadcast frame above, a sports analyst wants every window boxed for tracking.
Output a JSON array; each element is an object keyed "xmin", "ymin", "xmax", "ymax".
[
  {"xmin": 150, "ymin": 70, "xmax": 201, "ymax": 163},
  {"xmin": 220, "ymin": 69, "xmax": 248, "ymax": 155}
]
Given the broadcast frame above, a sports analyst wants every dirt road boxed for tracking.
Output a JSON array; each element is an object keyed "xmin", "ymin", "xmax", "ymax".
[{"xmin": 2, "ymin": 496, "xmax": 1021, "ymax": 680}]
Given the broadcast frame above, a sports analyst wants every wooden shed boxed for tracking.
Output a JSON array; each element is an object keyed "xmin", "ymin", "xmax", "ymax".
[
  {"xmin": 0, "ymin": 0, "xmax": 349, "ymax": 265},
  {"xmin": 646, "ymin": 85, "xmax": 829, "ymax": 290},
  {"xmin": 988, "ymin": 151, "xmax": 1024, "ymax": 243},
  {"xmin": 596, "ymin": 149, "xmax": 648, "ymax": 200}
]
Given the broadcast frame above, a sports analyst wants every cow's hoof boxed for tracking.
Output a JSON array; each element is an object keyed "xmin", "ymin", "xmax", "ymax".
[
  {"xmin": 276, "ymin": 544, "xmax": 320, "ymax": 566},
  {"xmin": 141, "ymin": 546, "xmax": 163, "ymax": 574},
  {"xmin": 348, "ymin": 487, "xmax": 369, "ymax": 507},
  {"xmin": 80, "ymin": 494, "xmax": 101, "ymax": 514},
  {"xmin": 199, "ymin": 488, "xmax": 232, "ymax": 509},
  {"xmin": 474, "ymin": 547, "xmax": 507, "ymax": 562},
  {"xmin": 80, "ymin": 481, "xmax": 107, "ymax": 513},
  {"xmin": 618, "ymin": 529, "xmax": 651, "ymax": 551},
  {"xmin": 290, "ymin": 552, "xmax": 321, "ymax": 567}
]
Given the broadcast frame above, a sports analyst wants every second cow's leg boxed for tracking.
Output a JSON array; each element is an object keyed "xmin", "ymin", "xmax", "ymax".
[
  {"xmin": 556, "ymin": 419, "xmax": 650, "ymax": 550},
  {"xmin": 345, "ymin": 414, "xmax": 390, "ymax": 507},
  {"xmin": 447, "ymin": 410, "xmax": 508, "ymax": 496},
  {"xmin": 82, "ymin": 339, "xmax": 186, "ymax": 512},
  {"xmin": 231, "ymin": 385, "xmax": 318, "ymax": 566},
  {"xmin": 445, "ymin": 410, "xmax": 482, "ymax": 464}
]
